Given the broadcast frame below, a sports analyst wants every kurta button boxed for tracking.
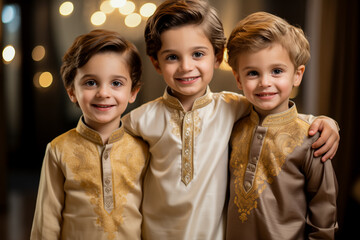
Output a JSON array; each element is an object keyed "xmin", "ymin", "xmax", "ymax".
[
  {"xmin": 248, "ymin": 164, "xmax": 255, "ymax": 172},
  {"xmin": 257, "ymin": 134, "xmax": 263, "ymax": 140},
  {"xmin": 244, "ymin": 181, "xmax": 252, "ymax": 191}
]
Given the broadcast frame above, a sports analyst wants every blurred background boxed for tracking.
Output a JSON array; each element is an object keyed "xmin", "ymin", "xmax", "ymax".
[{"xmin": 0, "ymin": 0, "xmax": 358, "ymax": 239}]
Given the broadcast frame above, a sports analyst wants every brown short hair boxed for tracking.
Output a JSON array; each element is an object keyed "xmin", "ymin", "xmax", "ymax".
[
  {"xmin": 227, "ymin": 11, "xmax": 310, "ymax": 71},
  {"xmin": 60, "ymin": 29, "xmax": 142, "ymax": 91},
  {"xmin": 145, "ymin": 0, "xmax": 226, "ymax": 61}
]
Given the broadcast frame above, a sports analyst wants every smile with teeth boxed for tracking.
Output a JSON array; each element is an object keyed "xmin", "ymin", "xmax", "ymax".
[
  {"xmin": 176, "ymin": 76, "xmax": 199, "ymax": 82},
  {"xmin": 256, "ymin": 92, "xmax": 276, "ymax": 97},
  {"xmin": 92, "ymin": 104, "xmax": 114, "ymax": 108}
]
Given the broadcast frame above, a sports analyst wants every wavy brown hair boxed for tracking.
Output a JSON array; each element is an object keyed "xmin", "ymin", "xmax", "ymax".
[{"xmin": 60, "ymin": 29, "xmax": 142, "ymax": 91}]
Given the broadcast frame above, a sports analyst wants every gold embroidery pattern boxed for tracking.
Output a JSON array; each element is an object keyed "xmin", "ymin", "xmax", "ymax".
[
  {"xmin": 169, "ymin": 109, "xmax": 201, "ymax": 185},
  {"xmin": 170, "ymin": 110, "xmax": 184, "ymax": 137},
  {"xmin": 230, "ymin": 116, "xmax": 308, "ymax": 223},
  {"xmin": 56, "ymin": 130, "xmax": 146, "ymax": 240},
  {"xmin": 182, "ymin": 112, "xmax": 194, "ymax": 185}
]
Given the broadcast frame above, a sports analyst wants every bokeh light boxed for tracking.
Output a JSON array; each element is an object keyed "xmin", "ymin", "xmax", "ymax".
[
  {"xmin": 140, "ymin": 3, "xmax": 156, "ymax": 17},
  {"xmin": 2, "ymin": 5, "xmax": 16, "ymax": 23},
  {"xmin": 100, "ymin": 1, "xmax": 115, "ymax": 14},
  {"xmin": 124, "ymin": 13, "xmax": 141, "ymax": 28},
  {"xmin": 91, "ymin": 11, "xmax": 107, "ymax": 26},
  {"xmin": 59, "ymin": 1, "xmax": 74, "ymax": 16},
  {"xmin": 32, "ymin": 45, "xmax": 46, "ymax": 62},
  {"xmin": 38, "ymin": 72, "xmax": 53, "ymax": 88},
  {"xmin": 119, "ymin": 1, "xmax": 135, "ymax": 15},
  {"xmin": 2, "ymin": 45, "xmax": 16, "ymax": 63},
  {"xmin": 110, "ymin": 0, "xmax": 126, "ymax": 8}
]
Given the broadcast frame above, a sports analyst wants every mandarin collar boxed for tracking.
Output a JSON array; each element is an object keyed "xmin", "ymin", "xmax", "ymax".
[
  {"xmin": 249, "ymin": 101, "xmax": 298, "ymax": 127},
  {"xmin": 76, "ymin": 117, "xmax": 125, "ymax": 145},
  {"xmin": 162, "ymin": 86, "xmax": 213, "ymax": 111}
]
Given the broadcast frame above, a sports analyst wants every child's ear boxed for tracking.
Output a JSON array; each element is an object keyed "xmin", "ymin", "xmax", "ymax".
[
  {"xmin": 150, "ymin": 57, "xmax": 162, "ymax": 74},
  {"xmin": 214, "ymin": 52, "xmax": 223, "ymax": 69},
  {"xmin": 66, "ymin": 87, "xmax": 77, "ymax": 103},
  {"xmin": 128, "ymin": 87, "xmax": 141, "ymax": 104},
  {"xmin": 294, "ymin": 65, "xmax": 305, "ymax": 87},
  {"xmin": 232, "ymin": 70, "xmax": 243, "ymax": 90}
]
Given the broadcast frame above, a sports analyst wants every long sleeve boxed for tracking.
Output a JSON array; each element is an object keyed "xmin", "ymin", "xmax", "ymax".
[
  {"xmin": 304, "ymin": 139, "xmax": 338, "ymax": 239},
  {"xmin": 30, "ymin": 143, "xmax": 65, "ymax": 240}
]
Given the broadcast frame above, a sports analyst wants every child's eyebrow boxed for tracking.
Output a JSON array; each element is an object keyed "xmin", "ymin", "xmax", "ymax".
[
  {"xmin": 79, "ymin": 74, "xmax": 129, "ymax": 81},
  {"xmin": 159, "ymin": 46, "xmax": 210, "ymax": 56}
]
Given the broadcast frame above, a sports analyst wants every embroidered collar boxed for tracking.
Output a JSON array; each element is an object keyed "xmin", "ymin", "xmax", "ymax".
[
  {"xmin": 162, "ymin": 86, "xmax": 213, "ymax": 111},
  {"xmin": 76, "ymin": 117, "xmax": 125, "ymax": 145},
  {"xmin": 250, "ymin": 101, "xmax": 298, "ymax": 127}
]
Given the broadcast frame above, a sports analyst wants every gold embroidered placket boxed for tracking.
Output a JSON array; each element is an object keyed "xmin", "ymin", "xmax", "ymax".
[
  {"xmin": 102, "ymin": 145, "xmax": 114, "ymax": 213},
  {"xmin": 182, "ymin": 112, "xmax": 194, "ymax": 185}
]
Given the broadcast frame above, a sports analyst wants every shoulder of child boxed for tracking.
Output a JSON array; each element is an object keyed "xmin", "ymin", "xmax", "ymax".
[{"xmin": 50, "ymin": 128, "xmax": 78, "ymax": 148}]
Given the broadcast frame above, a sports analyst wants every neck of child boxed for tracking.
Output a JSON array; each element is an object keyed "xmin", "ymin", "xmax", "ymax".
[
  {"xmin": 170, "ymin": 89, "xmax": 206, "ymax": 112},
  {"xmin": 84, "ymin": 119, "xmax": 120, "ymax": 145},
  {"xmin": 182, "ymin": 99, "xmax": 194, "ymax": 112}
]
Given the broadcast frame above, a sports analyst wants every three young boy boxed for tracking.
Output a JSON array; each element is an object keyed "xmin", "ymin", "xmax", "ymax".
[{"xmin": 31, "ymin": 0, "xmax": 339, "ymax": 239}]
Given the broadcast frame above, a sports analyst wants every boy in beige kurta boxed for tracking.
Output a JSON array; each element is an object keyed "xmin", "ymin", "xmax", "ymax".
[{"xmin": 31, "ymin": 29, "xmax": 149, "ymax": 240}]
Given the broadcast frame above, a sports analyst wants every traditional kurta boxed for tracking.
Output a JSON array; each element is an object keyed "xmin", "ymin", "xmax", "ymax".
[
  {"xmin": 30, "ymin": 118, "xmax": 149, "ymax": 240},
  {"xmin": 122, "ymin": 86, "xmax": 250, "ymax": 239},
  {"xmin": 227, "ymin": 102, "xmax": 338, "ymax": 240}
]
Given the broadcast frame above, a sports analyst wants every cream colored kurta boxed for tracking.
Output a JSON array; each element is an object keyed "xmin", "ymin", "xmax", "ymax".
[
  {"xmin": 122, "ymin": 87, "xmax": 250, "ymax": 240},
  {"xmin": 227, "ymin": 103, "xmax": 338, "ymax": 240},
  {"xmin": 30, "ymin": 118, "xmax": 149, "ymax": 240}
]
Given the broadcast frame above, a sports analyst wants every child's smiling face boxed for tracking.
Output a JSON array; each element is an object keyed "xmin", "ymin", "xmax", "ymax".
[
  {"xmin": 151, "ymin": 24, "xmax": 220, "ymax": 110},
  {"xmin": 234, "ymin": 43, "xmax": 304, "ymax": 119},
  {"xmin": 67, "ymin": 52, "xmax": 138, "ymax": 132}
]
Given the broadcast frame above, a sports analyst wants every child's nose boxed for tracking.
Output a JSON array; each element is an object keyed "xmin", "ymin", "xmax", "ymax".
[
  {"xmin": 180, "ymin": 57, "xmax": 194, "ymax": 71},
  {"xmin": 259, "ymin": 75, "xmax": 271, "ymax": 87},
  {"xmin": 96, "ymin": 85, "xmax": 110, "ymax": 98}
]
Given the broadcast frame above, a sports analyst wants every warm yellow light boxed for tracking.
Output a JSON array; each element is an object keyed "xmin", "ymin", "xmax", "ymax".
[
  {"xmin": 219, "ymin": 49, "xmax": 232, "ymax": 71},
  {"xmin": 91, "ymin": 11, "xmax": 106, "ymax": 26},
  {"xmin": 32, "ymin": 45, "xmax": 46, "ymax": 61},
  {"xmin": 100, "ymin": 1, "xmax": 115, "ymax": 14},
  {"xmin": 124, "ymin": 13, "xmax": 141, "ymax": 27},
  {"xmin": 2, "ymin": 45, "xmax": 16, "ymax": 63},
  {"xmin": 119, "ymin": 1, "xmax": 135, "ymax": 15},
  {"xmin": 39, "ymin": 72, "xmax": 53, "ymax": 88},
  {"xmin": 33, "ymin": 72, "xmax": 42, "ymax": 88},
  {"xmin": 59, "ymin": 1, "xmax": 74, "ymax": 16},
  {"xmin": 110, "ymin": 0, "xmax": 126, "ymax": 8},
  {"xmin": 140, "ymin": 3, "xmax": 156, "ymax": 17}
]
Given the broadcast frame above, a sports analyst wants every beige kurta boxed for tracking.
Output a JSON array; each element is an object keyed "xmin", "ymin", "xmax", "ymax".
[
  {"xmin": 30, "ymin": 118, "xmax": 149, "ymax": 240},
  {"xmin": 227, "ymin": 102, "xmax": 338, "ymax": 240},
  {"xmin": 123, "ymin": 86, "xmax": 251, "ymax": 239}
]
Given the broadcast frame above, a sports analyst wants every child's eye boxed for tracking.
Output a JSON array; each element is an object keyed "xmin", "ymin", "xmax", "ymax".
[
  {"xmin": 272, "ymin": 68, "xmax": 283, "ymax": 75},
  {"xmin": 85, "ymin": 80, "xmax": 96, "ymax": 86},
  {"xmin": 247, "ymin": 71, "xmax": 259, "ymax": 77},
  {"xmin": 112, "ymin": 81, "xmax": 123, "ymax": 87},
  {"xmin": 166, "ymin": 55, "xmax": 178, "ymax": 61},
  {"xmin": 193, "ymin": 52, "xmax": 204, "ymax": 58}
]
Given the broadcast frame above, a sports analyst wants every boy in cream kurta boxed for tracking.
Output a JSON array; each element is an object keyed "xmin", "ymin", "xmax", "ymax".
[
  {"xmin": 123, "ymin": 1, "xmax": 340, "ymax": 239},
  {"xmin": 226, "ymin": 12, "xmax": 338, "ymax": 239},
  {"xmin": 31, "ymin": 30, "xmax": 149, "ymax": 240}
]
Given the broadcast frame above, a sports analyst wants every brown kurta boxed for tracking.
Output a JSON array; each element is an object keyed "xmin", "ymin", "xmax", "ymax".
[
  {"xmin": 31, "ymin": 118, "xmax": 149, "ymax": 240},
  {"xmin": 227, "ymin": 102, "xmax": 338, "ymax": 240}
]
